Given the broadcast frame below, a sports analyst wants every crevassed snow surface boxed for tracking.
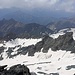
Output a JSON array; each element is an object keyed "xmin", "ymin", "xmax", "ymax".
[{"xmin": 0, "ymin": 48, "xmax": 75, "ymax": 75}]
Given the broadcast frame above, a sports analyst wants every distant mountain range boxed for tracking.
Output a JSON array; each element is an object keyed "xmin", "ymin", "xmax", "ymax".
[
  {"xmin": 0, "ymin": 18, "xmax": 52, "ymax": 40},
  {"xmin": 0, "ymin": 8, "xmax": 75, "ymax": 25},
  {"xmin": 0, "ymin": 17, "xmax": 75, "ymax": 40},
  {"xmin": 47, "ymin": 18, "xmax": 75, "ymax": 32},
  {"xmin": 0, "ymin": 8, "xmax": 58, "ymax": 25}
]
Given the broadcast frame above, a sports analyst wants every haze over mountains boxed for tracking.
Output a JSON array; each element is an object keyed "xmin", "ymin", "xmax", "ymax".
[{"xmin": 0, "ymin": 8, "xmax": 75, "ymax": 25}]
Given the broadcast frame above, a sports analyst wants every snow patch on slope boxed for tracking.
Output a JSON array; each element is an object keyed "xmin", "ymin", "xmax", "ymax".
[
  {"xmin": 0, "ymin": 38, "xmax": 42, "ymax": 59},
  {"xmin": 50, "ymin": 29, "xmax": 68, "ymax": 39},
  {"xmin": 4, "ymin": 38, "xmax": 42, "ymax": 48},
  {"xmin": 68, "ymin": 28, "xmax": 75, "ymax": 40},
  {"xmin": 50, "ymin": 28, "xmax": 75, "ymax": 40},
  {"xmin": 0, "ymin": 48, "xmax": 75, "ymax": 75}
]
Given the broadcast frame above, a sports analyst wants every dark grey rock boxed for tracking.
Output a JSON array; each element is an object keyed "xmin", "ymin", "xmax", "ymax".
[
  {"xmin": 49, "ymin": 73, "xmax": 59, "ymax": 75},
  {"xmin": 0, "ymin": 64, "xmax": 31, "ymax": 75},
  {"xmin": 0, "ymin": 65, "xmax": 7, "ymax": 72},
  {"xmin": 37, "ymin": 71, "xmax": 47, "ymax": 75},
  {"xmin": 66, "ymin": 65, "xmax": 75, "ymax": 70},
  {"xmin": 31, "ymin": 72, "xmax": 37, "ymax": 75},
  {"xmin": 51, "ymin": 32, "xmax": 75, "ymax": 51},
  {"xmin": 0, "ymin": 46, "xmax": 5, "ymax": 54}
]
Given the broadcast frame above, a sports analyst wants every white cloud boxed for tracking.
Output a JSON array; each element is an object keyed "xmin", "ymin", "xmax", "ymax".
[
  {"xmin": 56, "ymin": 0, "xmax": 75, "ymax": 12},
  {"xmin": 0, "ymin": 0, "xmax": 75, "ymax": 12},
  {"xmin": 0, "ymin": 0, "xmax": 59, "ymax": 9}
]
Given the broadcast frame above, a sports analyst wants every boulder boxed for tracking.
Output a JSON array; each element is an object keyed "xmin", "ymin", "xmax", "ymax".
[{"xmin": 0, "ymin": 64, "xmax": 31, "ymax": 75}]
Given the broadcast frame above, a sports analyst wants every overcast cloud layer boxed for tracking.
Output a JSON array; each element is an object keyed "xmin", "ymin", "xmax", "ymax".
[{"xmin": 0, "ymin": 0, "xmax": 75, "ymax": 13}]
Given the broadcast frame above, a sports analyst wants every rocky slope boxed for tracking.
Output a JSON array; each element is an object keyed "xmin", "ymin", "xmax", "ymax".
[{"xmin": 0, "ymin": 32, "xmax": 75, "ymax": 58}]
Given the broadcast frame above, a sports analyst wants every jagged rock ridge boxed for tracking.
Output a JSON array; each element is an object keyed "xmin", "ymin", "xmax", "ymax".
[
  {"xmin": 3, "ymin": 32, "xmax": 74, "ymax": 57},
  {"xmin": 24, "ymin": 32, "xmax": 75, "ymax": 56}
]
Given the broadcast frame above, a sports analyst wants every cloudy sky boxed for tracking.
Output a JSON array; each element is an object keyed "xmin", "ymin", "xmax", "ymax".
[{"xmin": 0, "ymin": 0, "xmax": 75, "ymax": 13}]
